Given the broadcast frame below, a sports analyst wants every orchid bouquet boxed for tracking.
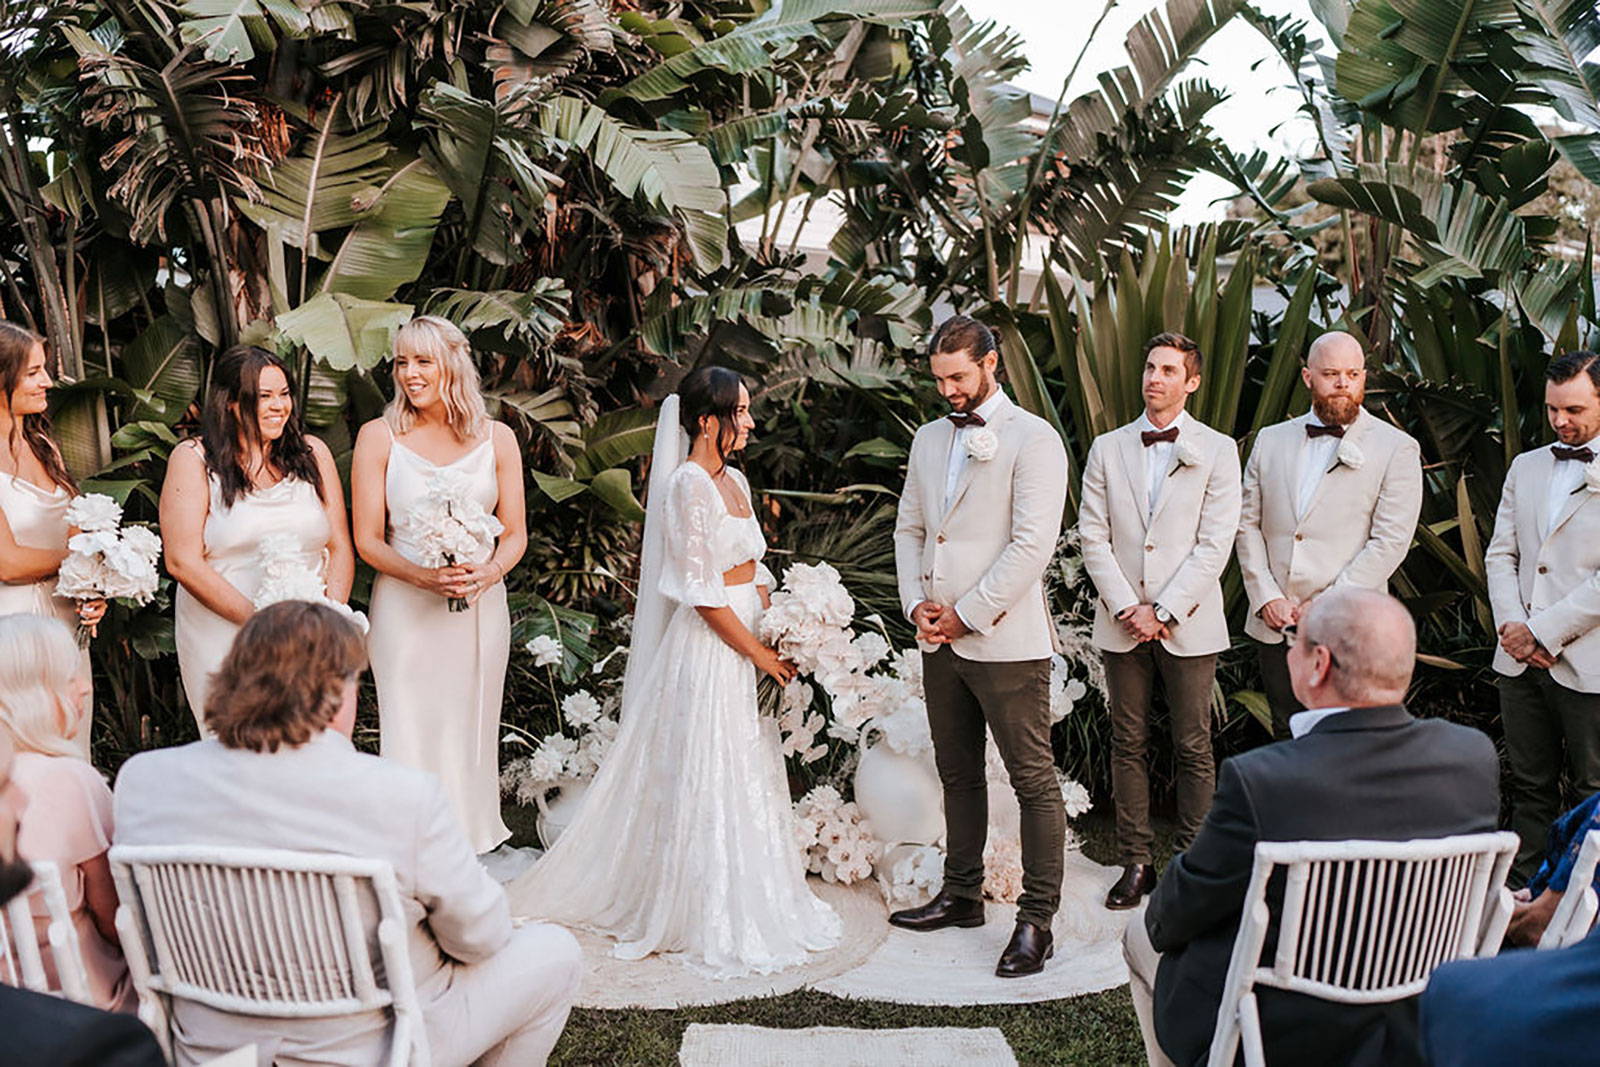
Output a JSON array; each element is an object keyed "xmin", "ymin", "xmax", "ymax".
[
  {"xmin": 251, "ymin": 534, "xmax": 368, "ymax": 634},
  {"xmin": 793, "ymin": 785, "xmax": 880, "ymax": 885},
  {"xmin": 405, "ymin": 469, "xmax": 504, "ymax": 611},
  {"xmin": 54, "ymin": 493, "xmax": 160, "ymax": 646}
]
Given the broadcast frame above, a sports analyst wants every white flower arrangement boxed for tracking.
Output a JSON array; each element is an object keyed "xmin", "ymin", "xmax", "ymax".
[
  {"xmin": 983, "ymin": 834, "xmax": 1025, "ymax": 902},
  {"xmin": 54, "ymin": 493, "xmax": 161, "ymax": 646},
  {"xmin": 1586, "ymin": 456, "xmax": 1600, "ymax": 494},
  {"xmin": 965, "ymin": 426, "xmax": 999, "ymax": 462},
  {"xmin": 405, "ymin": 469, "xmax": 504, "ymax": 611},
  {"xmin": 1334, "ymin": 437, "xmax": 1365, "ymax": 471},
  {"xmin": 525, "ymin": 634, "xmax": 563, "ymax": 667},
  {"xmin": 500, "ymin": 687, "xmax": 620, "ymax": 801},
  {"xmin": 879, "ymin": 843, "xmax": 944, "ymax": 907},
  {"xmin": 251, "ymin": 534, "xmax": 369, "ymax": 635},
  {"xmin": 1175, "ymin": 439, "xmax": 1202, "ymax": 468},
  {"xmin": 793, "ymin": 786, "xmax": 880, "ymax": 884}
]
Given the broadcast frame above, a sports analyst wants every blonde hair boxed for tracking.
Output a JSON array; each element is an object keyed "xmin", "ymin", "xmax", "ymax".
[
  {"xmin": 384, "ymin": 316, "xmax": 489, "ymax": 441},
  {"xmin": 0, "ymin": 614, "xmax": 86, "ymax": 758}
]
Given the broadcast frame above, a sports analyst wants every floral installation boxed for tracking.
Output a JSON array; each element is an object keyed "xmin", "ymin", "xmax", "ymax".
[
  {"xmin": 965, "ymin": 426, "xmax": 999, "ymax": 462},
  {"xmin": 1585, "ymin": 455, "xmax": 1600, "ymax": 494},
  {"xmin": 793, "ymin": 785, "xmax": 880, "ymax": 885},
  {"xmin": 879, "ymin": 843, "xmax": 944, "ymax": 906},
  {"xmin": 406, "ymin": 469, "xmax": 504, "ymax": 611},
  {"xmin": 1334, "ymin": 437, "xmax": 1364, "ymax": 472},
  {"xmin": 251, "ymin": 534, "xmax": 368, "ymax": 634},
  {"xmin": 500, "ymin": 687, "xmax": 621, "ymax": 802},
  {"xmin": 1175, "ymin": 438, "xmax": 1202, "ymax": 468},
  {"xmin": 55, "ymin": 493, "xmax": 160, "ymax": 646}
]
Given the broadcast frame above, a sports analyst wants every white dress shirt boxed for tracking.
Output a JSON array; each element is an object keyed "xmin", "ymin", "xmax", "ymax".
[
  {"xmin": 1546, "ymin": 434, "xmax": 1598, "ymax": 537},
  {"xmin": 1134, "ymin": 408, "xmax": 1189, "ymax": 518},
  {"xmin": 943, "ymin": 388, "xmax": 1010, "ymax": 512},
  {"xmin": 1289, "ymin": 705, "xmax": 1350, "ymax": 738},
  {"xmin": 1296, "ymin": 410, "xmax": 1348, "ymax": 520}
]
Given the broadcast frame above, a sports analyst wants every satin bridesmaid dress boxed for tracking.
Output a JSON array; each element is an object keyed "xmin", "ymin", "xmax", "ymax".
[{"xmin": 368, "ymin": 430, "xmax": 512, "ymax": 854}]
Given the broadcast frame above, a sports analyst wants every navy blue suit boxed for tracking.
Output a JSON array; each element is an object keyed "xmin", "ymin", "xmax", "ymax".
[
  {"xmin": 0, "ymin": 983, "xmax": 164, "ymax": 1066},
  {"xmin": 1421, "ymin": 931, "xmax": 1600, "ymax": 1066}
]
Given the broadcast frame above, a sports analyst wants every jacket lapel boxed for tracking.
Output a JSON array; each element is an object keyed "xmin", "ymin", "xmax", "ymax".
[
  {"xmin": 1116, "ymin": 424, "xmax": 1151, "ymax": 531},
  {"xmin": 1147, "ymin": 430, "xmax": 1192, "ymax": 529},
  {"xmin": 941, "ymin": 402, "xmax": 1014, "ymax": 525},
  {"xmin": 1299, "ymin": 410, "xmax": 1369, "ymax": 526},
  {"xmin": 1525, "ymin": 448, "xmax": 1559, "ymax": 550},
  {"xmin": 1280, "ymin": 415, "xmax": 1310, "ymax": 515},
  {"xmin": 1547, "ymin": 473, "xmax": 1596, "ymax": 540}
]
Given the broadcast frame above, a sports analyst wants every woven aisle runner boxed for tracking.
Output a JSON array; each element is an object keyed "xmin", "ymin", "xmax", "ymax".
[{"xmin": 678, "ymin": 1024, "xmax": 1019, "ymax": 1066}]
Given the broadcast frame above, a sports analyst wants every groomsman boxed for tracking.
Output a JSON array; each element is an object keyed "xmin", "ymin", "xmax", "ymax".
[
  {"xmin": 1486, "ymin": 350, "xmax": 1600, "ymax": 879},
  {"xmin": 1079, "ymin": 332, "xmax": 1241, "ymax": 910},
  {"xmin": 1236, "ymin": 331, "xmax": 1423, "ymax": 736}
]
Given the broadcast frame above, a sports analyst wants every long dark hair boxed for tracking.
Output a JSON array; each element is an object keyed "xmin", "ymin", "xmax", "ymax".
[
  {"xmin": 0, "ymin": 321, "xmax": 76, "ymax": 494},
  {"xmin": 198, "ymin": 346, "xmax": 324, "ymax": 507},
  {"xmin": 677, "ymin": 366, "xmax": 746, "ymax": 466}
]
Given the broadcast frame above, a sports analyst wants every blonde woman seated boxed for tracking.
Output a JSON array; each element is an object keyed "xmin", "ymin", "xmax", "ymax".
[
  {"xmin": 114, "ymin": 601, "xmax": 580, "ymax": 1067},
  {"xmin": 0, "ymin": 613, "xmax": 133, "ymax": 1012}
]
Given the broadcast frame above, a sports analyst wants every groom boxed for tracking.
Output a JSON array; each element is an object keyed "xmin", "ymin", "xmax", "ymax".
[{"xmin": 890, "ymin": 315, "xmax": 1070, "ymax": 977}]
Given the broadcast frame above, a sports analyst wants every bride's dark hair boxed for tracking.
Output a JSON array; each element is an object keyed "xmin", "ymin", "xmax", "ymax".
[{"xmin": 677, "ymin": 366, "xmax": 745, "ymax": 464}]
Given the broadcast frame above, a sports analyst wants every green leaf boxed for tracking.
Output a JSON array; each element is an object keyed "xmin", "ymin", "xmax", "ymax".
[
  {"xmin": 576, "ymin": 408, "xmax": 660, "ymax": 480},
  {"xmin": 588, "ymin": 467, "xmax": 645, "ymax": 521},
  {"xmin": 276, "ymin": 292, "xmax": 413, "ymax": 372},
  {"xmin": 1229, "ymin": 689, "xmax": 1275, "ymax": 733},
  {"xmin": 178, "ymin": 0, "xmax": 310, "ymax": 65},
  {"xmin": 119, "ymin": 316, "xmax": 202, "ymax": 424},
  {"xmin": 318, "ymin": 158, "xmax": 453, "ymax": 300},
  {"xmin": 842, "ymin": 437, "xmax": 907, "ymax": 460},
  {"xmin": 532, "ymin": 470, "xmax": 589, "ymax": 503}
]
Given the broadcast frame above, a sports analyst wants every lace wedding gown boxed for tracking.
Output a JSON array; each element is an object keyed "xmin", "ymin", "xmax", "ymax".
[{"xmin": 514, "ymin": 462, "xmax": 841, "ymax": 978}]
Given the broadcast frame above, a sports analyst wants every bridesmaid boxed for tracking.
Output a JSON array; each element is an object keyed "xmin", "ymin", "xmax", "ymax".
[
  {"xmin": 160, "ymin": 346, "xmax": 354, "ymax": 731},
  {"xmin": 0, "ymin": 321, "xmax": 104, "ymax": 760},
  {"xmin": 352, "ymin": 316, "xmax": 526, "ymax": 855}
]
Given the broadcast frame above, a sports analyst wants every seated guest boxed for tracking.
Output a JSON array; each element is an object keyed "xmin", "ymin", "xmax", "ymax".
[
  {"xmin": 1123, "ymin": 588, "xmax": 1499, "ymax": 1067},
  {"xmin": 1419, "ymin": 927, "xmax": 1600, "ymax": 1065},
  {"xmin": 113, "ymin": 601, "xmax": 582, "ymax": 1067},
  {"xmin": 0, "ymin": 728, "xmax": 166, "ymax": 1066},
  {"xmin": 0, "ymin": 613, "xmax": 133, "ymax": 1011},
  {"xmin": 1503, "ymin": 790, "xmax": 1600, "ymax": 946}
]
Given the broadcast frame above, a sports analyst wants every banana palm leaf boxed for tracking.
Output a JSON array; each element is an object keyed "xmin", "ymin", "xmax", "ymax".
[
  {"xmin": 119, "ymin": 315, "xmax": 202, "ymax": 424},
  {"xmin": 1511, "ymin": 0, "xmax": 1600, "ymax": 180},
  {"xmin": 177, "ymin": 0, "xmax": 311, "ymax": 64}
]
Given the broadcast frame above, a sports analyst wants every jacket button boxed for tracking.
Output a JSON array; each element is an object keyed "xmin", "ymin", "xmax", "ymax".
[
  {"xmin": 1538, "ymin": 565, "xmax": 1548, "ymax": 574},
  {"xmin": 1295, "ymin": 533, "xmax": 1305, "ymax": 542},
  {"xmin": 923, "ymin": 573, "xmax": 931, "ymax": 581},
  {"xmin": 936, "ymin": 534, "xmax": 946, "ymax": 544},
  {"xmin": 1145, "ymin": 544, "xmax": 1154, "ymax": 552}
]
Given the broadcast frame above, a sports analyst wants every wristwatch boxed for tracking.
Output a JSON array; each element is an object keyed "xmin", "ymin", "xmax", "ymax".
[{"xmin": 1153, "ymin": 604, "xmax": 1175, "ymax": 625}]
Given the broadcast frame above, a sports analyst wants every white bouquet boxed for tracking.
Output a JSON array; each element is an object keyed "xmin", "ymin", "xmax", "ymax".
[
  {"xmin": 405, "ymin": 469, "xmax": 504, "ymax": 611},
  {"xmin": 251, "ymin": 534, "xmax": 369, "ymax": 635},
  {"xmin": 500, "ymin": 688, "xmax": 620, "ymax": 800},
  {"xmin": 54, "ymin": 493, "xmax": 160, "ymax": 646}
]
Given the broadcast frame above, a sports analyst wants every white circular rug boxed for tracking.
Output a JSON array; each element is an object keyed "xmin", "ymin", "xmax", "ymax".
[
  {"xmin": 813, "ymin": 850, "xmax": 1134, "ymax": 1005},
  {"xmin": 519, "ymin": 878, "xmax": 890, "ymax": 1010}
]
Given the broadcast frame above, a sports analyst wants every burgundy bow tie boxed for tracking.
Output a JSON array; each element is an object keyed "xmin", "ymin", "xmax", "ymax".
[
  {"xmin": 1553, "ymin": 444, "xmax": 1596, "ymax": 463},
  {"xmin": 1306, "ymin": 423, "xmax": 1346, "ymax": 439},
  {"xmin": 1140, "ymin": 426, "xmax": 1179, "ymax": 447},
  {"xmin": 948, "ymin": 412, "xmax": 986, "ymax": 429}
]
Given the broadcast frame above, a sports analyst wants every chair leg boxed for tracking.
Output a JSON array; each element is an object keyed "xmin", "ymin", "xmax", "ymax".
[{"xmin": 1239, "ymin": 992, "xmax": 1266, "ymax": 1067}]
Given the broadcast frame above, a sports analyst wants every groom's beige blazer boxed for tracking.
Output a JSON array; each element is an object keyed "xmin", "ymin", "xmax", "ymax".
[
  {"xmin": 1485, "ymin": 445, "xmax": 1600, "ymax": 693},
  {"xmin": 894, "ymin": 391, "xmax": 1069, "ymax": 662},
  {"xmin": 1236, "ymin": 409, "xmax": 1423, "ymax": 643},
  {"xmin": 1078, "ymin": 413, "xmax": 1242, "ymax": 657}
]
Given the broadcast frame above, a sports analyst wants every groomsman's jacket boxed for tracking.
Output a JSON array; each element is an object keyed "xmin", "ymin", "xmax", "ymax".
[
  {"xmin": 1078, "ymin": 411, "xmax": 1242, "ymax": 657},
  {"xmin": 894, "ymin": 390, "xmax": 1069, "ymax": 662},
  {"xmin": 1237, "ymin": 409, "xmax": 1423, "ymax": 643},
  {"xmin": 1485, "ymin": 442, "xmax": 1600, "ymax": 693}
]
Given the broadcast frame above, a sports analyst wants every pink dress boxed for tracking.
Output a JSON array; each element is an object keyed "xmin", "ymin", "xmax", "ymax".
[{"xmin": 8, "ymin": 751, "xmax": 134, "ymax": 1012}]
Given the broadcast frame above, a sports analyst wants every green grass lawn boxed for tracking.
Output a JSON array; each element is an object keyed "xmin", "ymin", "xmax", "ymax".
[{"xmin": 508, "ymin": 804, "xmax": 1178, "ymax": 1066}]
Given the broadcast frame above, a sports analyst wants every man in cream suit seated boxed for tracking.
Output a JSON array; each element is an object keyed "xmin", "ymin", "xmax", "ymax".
[
  {"xmin": 1236, "ymin": 331, "xmax": 1423, "ymax": 736},
  {"xmin": 1486, "ymin": 350, "xmax": 1600, "ymax": 880},
  {"xmin": 114, "ymin": 602, "xmax": 582, "ymax": 1066},
  {"xmin": 1078, "ymin": 331, "xmax": 1242, "ymax": 910}
]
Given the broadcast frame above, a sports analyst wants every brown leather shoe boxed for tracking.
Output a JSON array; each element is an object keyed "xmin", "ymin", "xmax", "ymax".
[
  {"xmin": 888, "ymin": 889, "xmax": 985, "ymax": 931},
  {"xmin": 996, "ymin": 920, "xmax": 1054, "ymax": 978},
  {"xmin": 1104, "ymin": 863, "xmax": 1157, "ymax": 910}
]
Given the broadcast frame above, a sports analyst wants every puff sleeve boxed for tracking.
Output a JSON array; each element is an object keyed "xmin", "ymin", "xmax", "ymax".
[{"xmin": 662, "ymin": 466, "xmax": 731, "ymax": 609}]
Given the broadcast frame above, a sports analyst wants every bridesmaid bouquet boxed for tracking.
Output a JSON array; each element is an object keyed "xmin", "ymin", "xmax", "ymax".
[
  {"xmin": 252, "ymin": 534, "xmax": 369, "ymax": 634},
  {"xmin": 407, "ymin": 469, "xmax": 504, "ymax": 612},
  {"xmin": 54, "ymin": 493, "xmax": 161, "ymax": 646}
]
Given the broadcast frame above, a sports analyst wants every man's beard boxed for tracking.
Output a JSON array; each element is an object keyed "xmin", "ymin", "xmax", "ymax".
[
  {"xmin": 0, "ymin": 857, "xmax": 33, "ymax": 907},
  {"xmin": 950, "ymin": 376, "xmax": 995, "ymax": 412},
  {"xmin": 1312, "ymin": 391, "xmax": 1364, "ymax": 427}
]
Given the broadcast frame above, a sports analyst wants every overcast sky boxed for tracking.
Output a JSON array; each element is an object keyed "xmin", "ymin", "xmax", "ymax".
[{"xmin": 964, "ymin": 0, "xmax": 1323, "ymax": 222}]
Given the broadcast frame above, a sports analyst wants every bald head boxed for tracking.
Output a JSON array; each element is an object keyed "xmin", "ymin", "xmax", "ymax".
[
  {"xmin": 1295, "ymin": 588, "xmax": 1415, "ymax": 706},
  {"xmin": 1306, "ymin": 331, "xmax": 1364, "ymax": 369}
]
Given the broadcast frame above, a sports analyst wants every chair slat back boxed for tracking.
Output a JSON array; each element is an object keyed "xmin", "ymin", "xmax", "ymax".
[
  {"xmin": 1538, "ymin": 829, "xmax": 1600, "ymax": 950},
  {"xmin": 0, "ymin": 861, "xmax": 92, "ymax": 1003},
  {"xmin": 1259, "ymin": 833, "xmax": 1517, "ymax": 1003}
]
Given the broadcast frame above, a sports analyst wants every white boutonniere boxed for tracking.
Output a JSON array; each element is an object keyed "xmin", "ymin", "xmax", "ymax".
[
  {"xmin": 1585, "ymin": 456, "xmax": 1600, "ymax": 494},
  {"xmin": 1174, "ymin": 439, "xmax": 1202, "ymax": 469},
  {"xmin": 1334, "ymin": 438, "xmax": 1364, "ymax": 471},
  {"xmin": 966, "ymin": 427, "xmax": 999, "ymax": 462}
]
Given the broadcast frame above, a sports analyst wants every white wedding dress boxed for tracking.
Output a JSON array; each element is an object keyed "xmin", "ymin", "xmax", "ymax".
[{"xmin": 514, "ymin": 435, "xmax": 841, "ymax": 978}]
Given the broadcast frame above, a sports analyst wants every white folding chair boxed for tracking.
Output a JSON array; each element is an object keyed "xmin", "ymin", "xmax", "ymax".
[
  {"xmin": 1537, "ymin": 828, "xmax": 1600, "ymax": 950},
  {"xmin": 0, "ymin": 860, "xmax": 92, "ymax": 1004},
  {"xmin": 109, "ymin": 844, "xmax": 431, "ymax": 1067},
  {"xmin": 1208, "ymin": 831, "xmax": 1518, "ymax": 1067}
]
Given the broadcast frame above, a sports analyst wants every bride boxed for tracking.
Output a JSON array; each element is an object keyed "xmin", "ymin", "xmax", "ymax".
[{"xmin": 514, "ymin": 366, "xmax": 841, "ymax": 977}]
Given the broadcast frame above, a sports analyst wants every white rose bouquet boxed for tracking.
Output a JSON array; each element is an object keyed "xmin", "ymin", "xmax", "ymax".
[
  {"xmin": 54, "ymin": 493, "xmax": 160, "ymax": 647},
  {"xmin": 251, "ymin": 534, "xmax": 369, "ymax": 635},
  {"xmin": 405, "ymin": 469, "xmax": 504, "ymax": 611}
]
